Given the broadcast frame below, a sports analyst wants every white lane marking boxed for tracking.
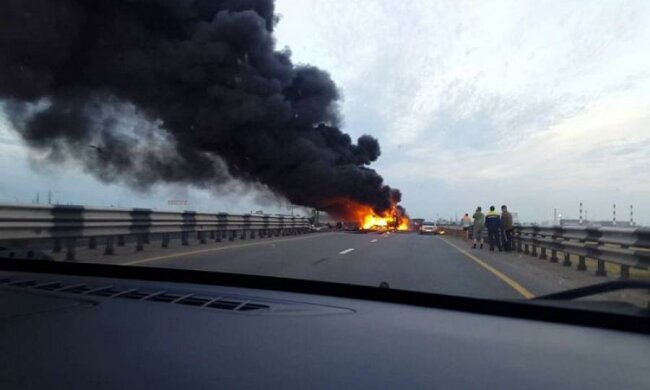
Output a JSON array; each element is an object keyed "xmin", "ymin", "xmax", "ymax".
[
  {"xmin": 339, "ymin": 248, "xmax": 355, "ymax": 254},
  {"xmin": 371, "ymin": 239, "xmax": 378, "ymax": 243}
]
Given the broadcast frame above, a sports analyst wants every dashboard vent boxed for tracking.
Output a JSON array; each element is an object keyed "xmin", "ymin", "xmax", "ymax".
[{"xmin": 0, "ymin": 277, "xmax": 270, "ymax": 313}]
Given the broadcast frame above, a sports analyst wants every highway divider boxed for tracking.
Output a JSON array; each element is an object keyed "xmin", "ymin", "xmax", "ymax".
[
  {"xmin": 0, "ymin": 203, "xmax": 311, "ymax": 261},
  {"xmin": 443, "ymin": 224, "xmax": 650, "ymax": 279}
]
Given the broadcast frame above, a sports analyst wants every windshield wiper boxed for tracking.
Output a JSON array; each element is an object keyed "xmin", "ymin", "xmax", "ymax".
[{"xmin": 534, "ymin": 280, "xmax": 650, "ymax": 301}]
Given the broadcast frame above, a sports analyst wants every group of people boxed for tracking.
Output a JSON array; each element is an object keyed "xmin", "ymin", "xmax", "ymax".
[{"xmin": 460, "ymin": 205, "xmax": 514, "ymax": 252}]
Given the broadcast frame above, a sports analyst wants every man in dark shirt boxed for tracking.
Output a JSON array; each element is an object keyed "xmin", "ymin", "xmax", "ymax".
[
  {"xmin": 485, "ymin": 205, "xmax": 502, "ymax": 252},
  {"xmin": 501, "ymin": 205, "xmax": 514, "ymax": 251}
]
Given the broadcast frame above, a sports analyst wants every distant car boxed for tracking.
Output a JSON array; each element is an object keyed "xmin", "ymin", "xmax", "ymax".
[
  {"xmin": 343, "ymin": 221, "xmax": 361, "ymax": 231},
  {"xmin": 419, "ymin": 222, "xmax": 438, "ymax": 235},
  {"xmin": 310, "ymin": 224, "xmax": 329, "ymax": 232}
]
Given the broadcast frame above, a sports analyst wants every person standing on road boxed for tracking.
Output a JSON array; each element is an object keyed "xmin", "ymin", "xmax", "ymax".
[
  {"xmin": 461, "ymin": 213, "xmax": 472, "ymax": 239},
  {"xmin": 500, "ymin": 205, "xmax": 514, "ymax": 251},
  {"xmin": 471, "ymin": 207, "xmax": 485, "ymax": 249},
  {"xmin": 485, "ymin": 205, "xmax": 502, "ymax": 252}
]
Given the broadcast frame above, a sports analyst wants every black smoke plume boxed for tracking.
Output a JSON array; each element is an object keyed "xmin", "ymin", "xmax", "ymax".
[{"xmin": 0, "ymin": 0, "xmax": 399, "ymax": 214}]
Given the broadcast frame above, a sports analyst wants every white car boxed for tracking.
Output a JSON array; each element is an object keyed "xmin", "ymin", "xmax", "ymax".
[{"xmin": 419, "ymin": 222, "xmax": 438, "ymax": 235}]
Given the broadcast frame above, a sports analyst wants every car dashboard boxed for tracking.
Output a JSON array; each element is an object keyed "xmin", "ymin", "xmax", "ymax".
[{"xmin": 0, "ymin": 264, "xmax": 648, "ymax": 389}]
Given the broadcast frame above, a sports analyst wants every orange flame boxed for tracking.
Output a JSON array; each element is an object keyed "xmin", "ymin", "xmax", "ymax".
[{"xmin": 341, "ymin": 200, "xmax": 410, "ymax": 231}]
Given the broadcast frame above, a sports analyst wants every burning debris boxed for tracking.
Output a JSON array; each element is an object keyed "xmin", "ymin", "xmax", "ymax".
[
  {"xmin": 324, "ymin": 197, "xmax": 410, "ymax": 232},
  {"xmin": 358, "ymin": 204, "xmax": 410, "ymax": 231},
  {"xmin": 0, "ymin": 0, "xmax": 406, "ymax": 218}
]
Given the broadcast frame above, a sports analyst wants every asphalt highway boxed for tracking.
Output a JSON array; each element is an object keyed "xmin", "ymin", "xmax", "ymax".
[
  {"xmin": 111, "ymin": 232, "xmax": 533, "ymax": 299},
  {"xmin": 34, "ymin": 230, "xmax": 643, "ymax": 300}
]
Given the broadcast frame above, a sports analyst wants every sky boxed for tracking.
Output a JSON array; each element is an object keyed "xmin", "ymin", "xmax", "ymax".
[{"xmin": 1, "ymin": 0, "xmax": 650, "ymax": 224}]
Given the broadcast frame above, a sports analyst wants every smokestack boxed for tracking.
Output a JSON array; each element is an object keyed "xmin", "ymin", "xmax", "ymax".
[
  {"xmin": 579, "ymin": 202, "xmax": 583, "ymax": 225},
  {"xmin": 0, "ymin": 0, "xmax": 399, "ymax": 215}
]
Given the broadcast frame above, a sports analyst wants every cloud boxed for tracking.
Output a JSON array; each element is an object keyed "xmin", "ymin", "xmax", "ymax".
[
  {"xmin": 274, "ymin": 0, "xmax": 650, "ymax": 222},
  {"xmin": 384, "ymin": 100, "xmax": 650, "ymax": 181}
]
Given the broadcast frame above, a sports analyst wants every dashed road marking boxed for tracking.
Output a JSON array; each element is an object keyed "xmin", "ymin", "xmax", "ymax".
[
  {"xmin": 339, "ymin": 248, "xmax": 355, "ymax": 255},
  {"xmin": 123, "ymin": 233, "xmax": 341, "ymax": 266},
  {"xmin": 371, "ymin": 239, "xmax": 378, "ymax": 243},
  {"xmin": 439, "ymin": 237, "xmax": 535, "ymax": 299}
]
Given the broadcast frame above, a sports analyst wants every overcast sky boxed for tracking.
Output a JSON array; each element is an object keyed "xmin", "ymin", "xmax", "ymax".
[{"xmin": 1, "ymin": 0, "xmax": 650, "ymax": 223}]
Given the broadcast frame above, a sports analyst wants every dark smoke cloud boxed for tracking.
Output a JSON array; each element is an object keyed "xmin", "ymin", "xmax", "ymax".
[{"xmin": 0, "ymin": 0, "xmax": 399, "ymax": 213}]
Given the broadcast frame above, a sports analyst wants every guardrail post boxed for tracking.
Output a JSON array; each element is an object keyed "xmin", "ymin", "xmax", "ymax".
[
  {"xmin": 104, "ymin": 236, "xmax": 115, "ymax": 255},
  {"xmin": 136, "ymin": 234, "xmax": 144, "ymax": 251},
  {"xmin": 215, "ymin": 231, "xmax": 222, "ymax": 242},
  {"xmin": 577, "ymin": 255, "xmax": 587, "ymax": 271},
  {"xmin": 53, "ymin": 238, "xmax": 62, "ymax": 253},
  {"xmin": 562, "ymin": 252, "xmax": 572, "ymax": 267},
  {"xmin": 65, "ymin": 238, "xmax": 76, "ymax": 261},
  {"xmin": 539, "ymin": 247, "xmax": 547, "ymax": 260},
  {"xmin": 162, "ymin": 233, "xmax": 170, "ymax": 248},
  {"xmin": 620, "ymin": 265, "xmax": 630, "ymax": 280},
  {"xmin": 549, "ymin": 249, "xmax": 558, "ymax": 263},
  {"xmin": 531, "ymin": 243, "xmax": 538, "ymax": 257},
  {"xmin": 595, "ymin": 260, "xmax": 607, "ymax": 276},
  {"xmin": 118, "ymin": 236, "xmax": 125, "ymax": 247},
  {"xmin": 182, "ymin": 232, "xmax": 189, "ymax": 246},
  {"xmin": 198, "ymin": 231, "xmax": 206, "ymax": 244},
  {"xmin": 88, "ymin": 237, "xmax": 97, "ymax": 250}
]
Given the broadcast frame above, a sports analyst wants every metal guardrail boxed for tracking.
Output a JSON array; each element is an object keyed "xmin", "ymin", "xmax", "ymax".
[
  {"xmin": 514, "ymin": 225, "xmax": 650, "ymax": 278},
  {"xmin": 0, "ymin": 204, "xmax": 311, "ymax": 260},
  {"xmin": 444, "ymin": 224, "xmax": 650, "ymax": 279}
]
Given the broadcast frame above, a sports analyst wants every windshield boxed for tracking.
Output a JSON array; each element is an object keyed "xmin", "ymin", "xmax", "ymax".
[{"xmin": 0, "ymin": 0, "xmax": 648, "ymax": 312}]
